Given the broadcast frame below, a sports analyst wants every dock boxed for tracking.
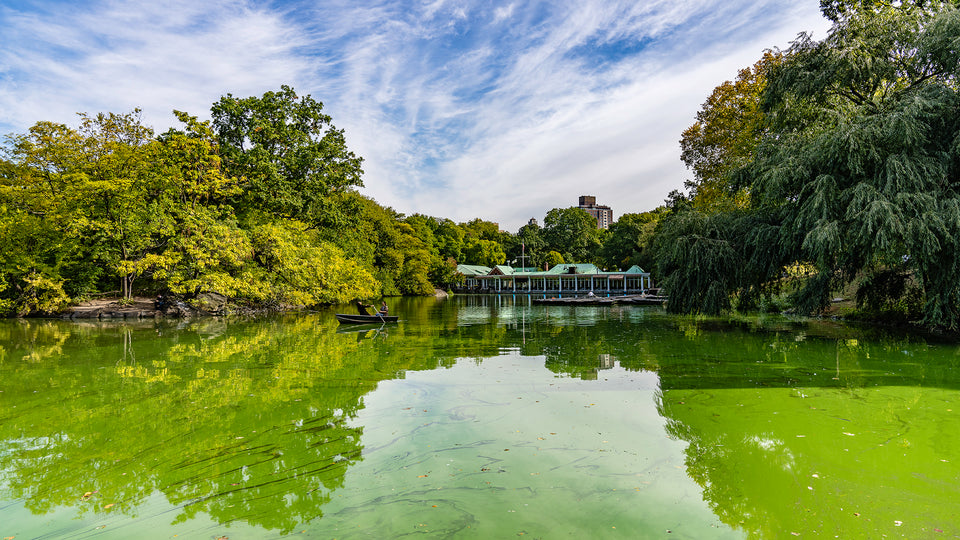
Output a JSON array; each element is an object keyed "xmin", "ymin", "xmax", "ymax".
[{"xmin": 531, "ymin": 294, "xmax": 667, "ymax": 306}]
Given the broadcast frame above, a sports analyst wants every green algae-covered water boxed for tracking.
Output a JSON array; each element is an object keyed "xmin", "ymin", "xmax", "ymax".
[{"xmin": 1, "ymin": 295, "xmax": 958, "ymax": 539}]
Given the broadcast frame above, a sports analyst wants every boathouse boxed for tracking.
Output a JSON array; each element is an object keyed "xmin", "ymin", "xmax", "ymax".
[{"xmin": 455, "ymin": 263, "xmax": 653, "ymax": 294}]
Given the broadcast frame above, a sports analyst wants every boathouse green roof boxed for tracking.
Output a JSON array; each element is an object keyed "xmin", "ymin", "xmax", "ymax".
[
  {"xmin": 544, "ymin": 263, "xmax": 600, "ymax": 275},
  {"xmin": 457, "ymin": 263, "xmax": 650, "ymax": 278},
  {"xmin": 456, "ymin": 264, "xmax": 492, "ymax": 276}
]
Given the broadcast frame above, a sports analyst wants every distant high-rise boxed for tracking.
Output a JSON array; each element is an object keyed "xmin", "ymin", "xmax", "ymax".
[{"xmin": 578, "ymin": 196, "xmax": 613, "ymax": 229}]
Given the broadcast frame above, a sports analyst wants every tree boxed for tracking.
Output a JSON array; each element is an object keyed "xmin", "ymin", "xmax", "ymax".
[
  {"xmin": 755, "ymin": 1, "xmax": 960, "ymax": 328},
  {"xmin": 542, "ymin": 207, "xmax": 602, "ymax": 263},
  {"xmin": 462, "ymin": 238, "xmax": 507, "ymax": 267},
  {"xmin": 680, "ymin": 52, "xmax": 782, "ymax": 213},
  {"xmin": 434, "ymin": 219, "xmax": 465, "ymax": 262},
  {"xmin": 543, "ymin": 251, "xmax": 564, "ymax": 268},
  {"xmin": 658, "ymin": 1, "xmax": 960, "ymax": 326},
  {"xmin": 247, "ymin": 219, "xmax": 379, "ymax": 305},
  {"xmin": 514, "ymin": 222, "xmax": 545, "ymax": 268},
  {"xmin": 598, "ymin": 210, "xmax": 666, "ymax": 271},
  {"xmin": 394, "ymin": 222, "xmax": 436, "ymax": 295},
  {"xmin": 211, "ymin": 85, "xmax": 364, "ymax": 230},
  {"xmin": 2, "ymin": 111, "xmax": 166, "ymax": 302},
  {"xmin": 461, "ymin": 218, "xmax": 502, "ymax": 242}
]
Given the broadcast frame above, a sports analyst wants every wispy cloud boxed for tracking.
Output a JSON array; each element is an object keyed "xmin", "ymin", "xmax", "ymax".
[
  {"xmin": 0, "ymin": 0, "xmax": 309, "ymax": 132},
  {"xmin": 0, "ymin": 0, "xmax": 830, "ymax": 231}
]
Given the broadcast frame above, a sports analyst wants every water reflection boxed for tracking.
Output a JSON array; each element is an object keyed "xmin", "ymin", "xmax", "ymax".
[
  {"xmin": 0, "ymin": 298, "xmax": 958, "ymax": 538},
  {"xmin": 0, "ymin": 317, "xmax": 378, "ymax": 534}
]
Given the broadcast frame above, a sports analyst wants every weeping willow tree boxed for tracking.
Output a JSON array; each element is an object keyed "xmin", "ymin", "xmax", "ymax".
[
  {"xmin": 658, "ymin": 1, "xmax": 960, "ymax": 330},
  {"xmin": 754, "ymin": 0, "xmax": 960, "ymax": 329}
]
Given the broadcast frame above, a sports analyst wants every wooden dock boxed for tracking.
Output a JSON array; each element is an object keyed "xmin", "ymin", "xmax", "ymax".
[{"xmin": 531, "ymin": 294, "xmax": 667, "ymax": 306}]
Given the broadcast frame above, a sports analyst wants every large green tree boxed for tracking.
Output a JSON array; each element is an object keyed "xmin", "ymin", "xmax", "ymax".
[
  {"xmin": 211, "ymin": 85, "xmax": 364, "ymax": 230},
  {"xmin": 598, "ymin": 210, "xmax": 666, "ymax": 271},
  {"xmin": 755, "ymin": 0, "xmax": 960, "ymax": 328},
  {"xmin": 680, "ymin": 52, "xmax": 782, "ymax": 214},
  {"xmin": 542, "ymin": 207, "xmax": 602, "ymax": 264},
  {"xmin": 658, "ymin": 1, "xmax": 960, "ymax": 329},
  {"xmin": 2, "ymin": 111, "xmax": 167, "ymax": 303}
]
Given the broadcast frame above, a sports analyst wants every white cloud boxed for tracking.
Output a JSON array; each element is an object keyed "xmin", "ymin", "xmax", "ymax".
[
  {"xmin": 492, "ymin": 3, "xmax": 515, "ymax": 23},
  {"xmin": 0, "ymin": 0, "xmax": 309, "ymax": 133}
]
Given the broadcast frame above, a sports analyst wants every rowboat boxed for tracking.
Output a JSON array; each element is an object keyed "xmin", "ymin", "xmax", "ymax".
[{"xmin": 335, "ymin": 313, "xmax": 399, "ymax": 324}]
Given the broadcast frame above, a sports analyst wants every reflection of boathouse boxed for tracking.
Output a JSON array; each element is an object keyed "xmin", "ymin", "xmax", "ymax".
[{"xmin": 456, "ymin": 263, "xmax": 653, "ymax": 294}]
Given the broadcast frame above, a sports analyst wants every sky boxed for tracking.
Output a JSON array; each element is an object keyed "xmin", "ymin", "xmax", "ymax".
[{"xmin": 0, "ymin": 0, "xmax": 832, "ymax": 232}]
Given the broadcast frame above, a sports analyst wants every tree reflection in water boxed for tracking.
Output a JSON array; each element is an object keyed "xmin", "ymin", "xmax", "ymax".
[{"xmin": 0, "ymin": 300, "xmax": 959, "ymax": 538}]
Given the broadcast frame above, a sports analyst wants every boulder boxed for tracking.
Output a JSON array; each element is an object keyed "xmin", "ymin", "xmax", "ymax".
[{"xmin": 195, "ymin": 292, "xmax": 228, "ymax": 314}]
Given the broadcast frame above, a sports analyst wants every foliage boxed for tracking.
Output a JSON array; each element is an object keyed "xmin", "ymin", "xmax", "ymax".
[
  {"xmin": 680, "ymin": 52, "xmax": 782, "ymax": 213},
  {"xmin": 543, "ymin": 251, "xmax": 564, "ymax": 267},
  {"xmin": 11, "ymin": 272, "xmax": 70, "ymax": 316},
  {"xmin": 247, "ymin": 219, "xmax": 380, "ymax": 305},
  {"xmin": 513, "ymin": 222, "xmax": 545, "ymax": 268},
  {"xmin": 542, "ymin": 207, "xmax": 602, "ymax": 264},
  {"xmin": 0, "ymin": 87, "xmax": 399, "ymax": 314},
  {"xmin": 654, "ymin": 210, "xmax": 743, "ymax": 315},
  {"xmin": 655, "ymin": 1, "xmax": 960, "ymax": 331},
  {"xmin": 461, "ymin": 218, "xmax": 503, "ymax": 242},
  {"xmin": 462, "ymin": 238, "xmax": 507, "ymax": 267},
  {"xmin": 598, "ymin": 209, "xmax": 666, "ymax": 271},
  {"xmin": 853, "ymin": 268, "xmax": 924, "ymax": 322},
  {"xmin": 211, "ymin": 85, "xmax": 364, "ymax": 230},
  {"xmin": 429, "ymin": 257, "xmax": 460, "ymax": 288}
]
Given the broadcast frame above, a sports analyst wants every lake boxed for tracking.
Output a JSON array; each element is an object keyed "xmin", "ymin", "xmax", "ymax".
[{"xmin": 1, "ymin": 295, "xmax": 958, "ymax": 538}]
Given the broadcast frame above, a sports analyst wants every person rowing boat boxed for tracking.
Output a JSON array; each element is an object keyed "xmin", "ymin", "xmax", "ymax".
[{"xmin": 356, "ymin": 300, "xmax": 389, "ymax": 318}]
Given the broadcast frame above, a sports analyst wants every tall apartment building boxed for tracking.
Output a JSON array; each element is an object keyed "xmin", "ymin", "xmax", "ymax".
[{"xmin": 578, "ymin": 195, "xmax": 613, "ymax": 229}]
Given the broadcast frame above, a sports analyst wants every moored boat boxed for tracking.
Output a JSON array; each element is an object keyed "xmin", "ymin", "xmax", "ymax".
[{"xmin": 335, "ymin": 313, "xmax": 399, "ymax": 324}]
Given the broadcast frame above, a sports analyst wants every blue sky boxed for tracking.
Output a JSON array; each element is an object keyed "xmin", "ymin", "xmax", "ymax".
[{"xmin": 0, "ymin": 0, "xmax": 830, "ymax": 231}]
